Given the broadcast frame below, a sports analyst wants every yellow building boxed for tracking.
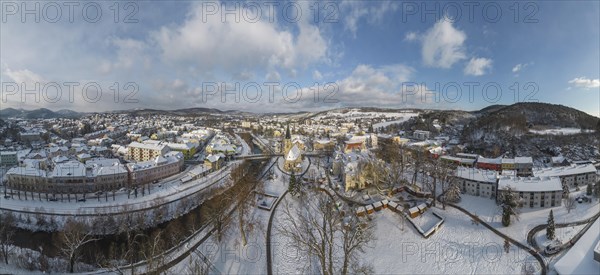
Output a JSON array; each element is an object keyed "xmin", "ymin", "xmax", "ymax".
[
  {"xmin": 167, "ymin": 142, "xmax": 197, "ymax": 160},
  {"xmin": 127, "ymin": 142, "xmax": 169, "ymax": 162}
]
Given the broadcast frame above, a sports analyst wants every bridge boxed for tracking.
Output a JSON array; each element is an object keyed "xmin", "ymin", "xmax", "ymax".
[
  {"xmin": 235, "ymin": 154, "xmax": 282, "ymax": 160},
  {"xmin": 234, "ymin": 151, "xmax": 333, "ymax": 160}
]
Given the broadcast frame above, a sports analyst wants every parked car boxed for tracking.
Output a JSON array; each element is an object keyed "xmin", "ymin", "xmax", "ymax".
[{"xmin": 545, "ymin": 244, "xmax": 561, "ymax": 255}]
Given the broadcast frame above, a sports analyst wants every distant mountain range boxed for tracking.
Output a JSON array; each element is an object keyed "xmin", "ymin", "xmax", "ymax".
[
  {"xmin": 0, "ymin": 108, "xmax": 85, "ymax": 119},
  {"xmin": 1, "ymin": 103, "xmax": 598, "ymax": 124}
]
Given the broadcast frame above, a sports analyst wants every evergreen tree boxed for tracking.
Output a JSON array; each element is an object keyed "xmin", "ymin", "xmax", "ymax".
[
  {"xmin": 587, "ymin": 183, "xmax": 593, "ymax": 196},
  {"xmin": 500, "ymin": 188, "xmax": 519, "ymax": 227},
  {"xmin": 546, "ymin": 210, "xmax": 555, "ymax": 240},
  {"xmin": 288, "ymin": 173, "xmax": 298, "ymax": 197}
]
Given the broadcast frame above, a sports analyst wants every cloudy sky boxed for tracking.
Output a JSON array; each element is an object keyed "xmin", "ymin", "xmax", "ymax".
[{"xmin": 1, "ymin": 1, "xmax": 599, "ymax": 116}]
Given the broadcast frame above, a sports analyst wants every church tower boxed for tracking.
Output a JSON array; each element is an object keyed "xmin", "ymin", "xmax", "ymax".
[{"xmin": 283, "ymin": 124, "xmax": 292, "ymax": 154}]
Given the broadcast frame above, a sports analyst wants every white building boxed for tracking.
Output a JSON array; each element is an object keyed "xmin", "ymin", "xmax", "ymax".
[
  {"xmin": 413, "ymin": 130, "xmax": 431, "ymax": 140},
  {"xmin": 497, "ymin": 176, "xmax": 563, "ymax": 208},
  {"xmin": 455, "ymin": 167, "xmax": 500, "ymax": 199},
  {"xmin": 127, "ymin": 151, "xmax": 184, "ymax": 186},
  {"xmin": 534, "ymin": 164, "xmax": 597, "ymax": 188}
]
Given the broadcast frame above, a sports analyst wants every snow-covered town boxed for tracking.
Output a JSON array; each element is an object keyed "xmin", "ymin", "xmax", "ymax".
[
  {"xmin": 0, "ymin": 105, "xmax": 598, "ymax": 274},
  {"xmin": 2, "ymin": 1, "xmax": 600, "ymax": 274}
]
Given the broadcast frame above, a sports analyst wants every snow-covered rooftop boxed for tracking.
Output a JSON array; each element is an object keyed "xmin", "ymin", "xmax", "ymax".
[
  {"xmin": 51, "ymin": 161, "xmax": 87, "ymax": 178},
  {"xmin": 514, "ymin": 157, "xmax": 533, "ymax": 164},
  {"xmin": 497, "ymin": 176, "xmax": 563, "ymax": 192},
  {"xmin": 534, "ymin": 164, "xmax": 597, "ymax": 178},
  {"xmin": 456, "ymin": 167, "xmax": 499, "ymax": 183},
  {"xmin": 128, "ymin": 141, "xmax": 167, "ymax": 151},
  {"xmin": 476, "ymin": 156, "xmax": 502, "ymax": 164},
  {"xmin": 286, "ymin": 145, "xmax": 301, "ymax": 161},
  {"xmin": 6, "ymin": 166, "xmax": 46, "ymax": 177}
]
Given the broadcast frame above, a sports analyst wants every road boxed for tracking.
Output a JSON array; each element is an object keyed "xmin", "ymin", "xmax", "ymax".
[
  {"xmin": 445, "ymin": 202, "xmax": 548, "ymax": 275},
  {"xmin": 0, "ymin": 164, "xmax": 233, "ymax": 216},
  {"xmin": 527, "ymin": 211, "xmax": 600, "ymax": 255}
]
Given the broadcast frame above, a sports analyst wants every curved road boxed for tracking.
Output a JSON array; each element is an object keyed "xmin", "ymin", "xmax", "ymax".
[
  {"xmin": 444, "ymin": 202, "xmax": 548, "ymax": 275},
  {"xmin": 266, "ymin": 156, "xmax": 313, "ymax": 275},
  {"xmin": 527, "ymin": 211, "xmax": 600, "ymax": 254}
]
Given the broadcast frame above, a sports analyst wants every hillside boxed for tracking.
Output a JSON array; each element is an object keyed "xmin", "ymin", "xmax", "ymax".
[
  {"xmin": 462, "ymin": 103, "xmax": 599, "ymax": 159},
  {"xmin": 0, "ymin": 108, "xmax": 84, "ymax": 119}
]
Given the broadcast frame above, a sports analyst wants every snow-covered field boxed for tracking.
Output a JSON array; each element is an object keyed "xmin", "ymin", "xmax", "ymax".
[
  {"xmin": 362, "ymin": 209, "xmax": 540, "ymax": 274},
  {"xmin": 171, "ymin": 157, "xmax": 290, "ymax": 274},
  {"xmin": 313, "ymin": 109, "xmax": 419, "ymax": 120},
  {"xmin": 270, "ymin": 196, "xmax": 542, "ymax": 274},
  {"xmin": 529, "ymin": 128, "xmax": 594, "ymax": 135},
  {"xmin": 373, "ymin": 115, "xmax": 417, "ymax": 130},
  {"xmin": 270, "ymin": 196, "xmax": 313, "ymax": 274}
]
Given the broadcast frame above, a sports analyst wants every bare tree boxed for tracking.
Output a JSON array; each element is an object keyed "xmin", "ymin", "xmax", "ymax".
[
  {"xmin": 59, "ymin": 218, "xmax": 100, "ymax": 273},
  {"xmin": 411, "ymin": 150, "xmax": 425, "ymax": 187},
  {"xmin": 564, "ymin": 194, "xmax": 577, "ymax": 213},
  {"xmin": 340, "ymin": 215, "xmax": 376, "ymax": 274},
  {"xmin": 434, "ymin": 161, "xmax": 459, "ymax": 209},
  {"xmin": 185, "ymin": 252, "xmax": 210, "ymax": 275},
  {"xmin": 278, "ymin": 191, "xmax": 375, "ymax": 275},
  {"xmin": 229, "ymin": 161, "xmax": 258, "ymax": 246},
  {"xmin": 142, "ymin": 230, "xmax": 166, "ymax": 273},
  {"xmin": 205, "ymin": 195, "xmax": 232, "ymax": 243},
  {"xmin": 0, "ymin": 212, "xmax": 16, "ymax": 265}
]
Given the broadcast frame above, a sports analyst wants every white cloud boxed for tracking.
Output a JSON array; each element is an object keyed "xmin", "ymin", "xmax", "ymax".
[
  {"xmin": 568, "ymin": 77, "xmax": 600, "ymax": 89},
  {"xmin": 340, "ymin": 1, "xmax": 399, "ymax": 37},
  {"xmin": 421, "ymin": 19, "xmax": 467, "ymax": 68},
  {"xmin": 313, "ymin": 70, "xmax": 323, "ymax": 80},
  {"xmin": 153, "ymin": 2, "xmax": 327, "ymax": 74},
  {"xmin": 4, "ymin": 68, "xmax": 44, "ymax": 83},
  {"xmin": 404, "ymin": 32, "xmax": 418, "ymax": 42},
  {"xmin": 464, "ymin": 57, "xmax": 493, "ymax": 76},
  {"xmin": 512, "ymin": 64, "xmax": 523, "ymax": 73},
  {"xmin": 512, "ymin": 62, "xmax": 533, "ymax": 74},
  {"xmin": 325, "ymin": 64, "xmax": 437, "ymax": 108},
  {"xmin": 266, "ymin": 71, "xmax": 281, "ymax": 82}
]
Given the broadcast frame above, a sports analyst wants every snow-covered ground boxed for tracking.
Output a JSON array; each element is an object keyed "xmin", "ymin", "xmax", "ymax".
[
  {"xmin": 553, "ymin": 218, "xmax": 600, "ymax": 275},
  {"xmin": 529, "ymin": 128, "xmax": 594, "ymax": 135},
  {"xmin": 270, "ymin": 196, "xmax": 313, "ymax": 274},
  {"xmin": 363, "ymin": 209, "xmax": 540, "ymax": 274},
  {"xmin": 373, "ymin": 113, "xmax": 418, "ymax": 130},
  {"xmin": 170, "ymin": 157, "xmax": 290, "ymax": 274},
  {"xmin": 313, "ymin": 109, "xmax": 419, "ymax": 120},
  {"xmin": 168, "ymin": 206, "xmax": 270, "ymax": 275},
  {"xmin": 534, "ymin": 224, "xmax": 585, "ymax": 249},
  {"xmin": 457, "ymin": 192, "xmax": 600, "ymax": 245}
]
